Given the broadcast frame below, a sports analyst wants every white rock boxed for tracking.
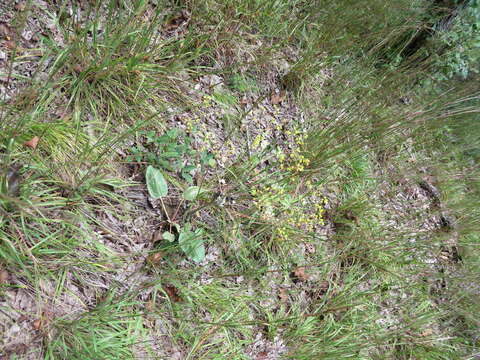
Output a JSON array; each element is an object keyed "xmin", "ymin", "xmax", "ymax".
[
  {"xmin": 9, "ymin": 323, "xmax": 20, "ymax": 334},
  {"xmin": 22, "ymin": 30, "xmax": 33, "ymax": 41}
]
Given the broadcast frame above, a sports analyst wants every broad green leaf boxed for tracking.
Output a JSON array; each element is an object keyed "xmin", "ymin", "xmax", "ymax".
[
  {"xmin": 183, "ymin": 186, "xmax": 206, "ymax": 201},
  {"xmin": 161, "ymin": 151, "xmax": 180, "ymax": 158},
  {"xmin": 182, "ymin": 173, "xmax": 193, "ymax": 184},
  {"xmin": 146, "ymin": 166, "xmax": 168, "ymax": 199},
  {"xmin": 178, "ymin": 227, "xmax": 205, "ymax": 263},
  {"xmin": 162, "ymin": 231, "xmax": 175, "ymax": 242},
  {"xmin": 183, "ymin": 165, "xmax": 197, "ymax": 172}
]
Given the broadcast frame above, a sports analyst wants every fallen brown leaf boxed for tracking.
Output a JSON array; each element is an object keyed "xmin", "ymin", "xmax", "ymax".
[
  {"xmin": 421, "ymin": 328, "xmax": 434, "ymax": 337},
  {"xmin": 293, "ymin": 266, "xmax": 310, "ymax": 281},
  {"xmin": 256, "ymin": 352, "xmax": 268, "ymax": 360},
  {"xmin": 270, "ymin": 90, "xmax": 286, "ymax": 105},
  {"xmin": 315, "ymin": 280, "xmax": 330, "ymax": 297},
  {"xmin": 14, "ymin": 2, "xmax": 26, "ymax": 11},
  {"xmin": 73, "ymin": 64, "xmax": 83, "ymax": 73},
  {"xmin": 0, "ymin": 269, "xmax": 9, "ymax": 284},
  {"xmin": 163, "ymin": 285, "xmax": 182, "ymax": 302},
  {"xmin": 151, "ymin": 229, "xmax": 163, "ymax": 243},
  {"xmin": 145, "ymin": 299, "xmax": 155, "ymax": 312},
  {"xmin": 32, "ymin": 319, "xmax": 41, "ymax": 331},
  {"xmin": 0, "ymin": 22, "xmax": 13, "ymax": 39},
  {"xmin": 278, "ymin": 288, "xmax": 288, "ymax": 303},
  {"xmin": 319, "ymin": 281, "xmax": 329, "ymax": 291},
  {"xmin": 24, "ymin": 136, "xmax": 39, "ymax": 149},
  {"xmin": 164, "ymin": 11, "xmax": 190, "ymax": 31},
  {"xmin": 147, "ymin": 252, "xmax": 164, "ymax": 264},
  {"xmin": 4, "ymin": 40, "xmax": 16, "ymax": 50}
]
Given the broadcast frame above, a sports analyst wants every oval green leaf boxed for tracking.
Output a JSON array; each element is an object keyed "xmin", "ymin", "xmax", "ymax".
[
  {"xmin": 208, "ymin": 158, "xmax": 216, "ymax": 167},
  {"xmin": 146, "ymin": 165, "xmax": 168, "ymax": 199},
  {"xmin": 179, "ymin": 228, "xmax": 205, "ymax": 263},
  {"xmin": 183, "ymin": 186, "xmax": 201, "ymax": 201},
  {"xmin": 162, "ymin": 231, "xmax": 175, "ymax": 242}
]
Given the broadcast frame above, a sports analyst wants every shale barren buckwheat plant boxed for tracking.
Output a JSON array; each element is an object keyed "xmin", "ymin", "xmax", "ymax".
[{"xmin": 0, "ymin": 0, "xmax": 479, "ymax": 359}]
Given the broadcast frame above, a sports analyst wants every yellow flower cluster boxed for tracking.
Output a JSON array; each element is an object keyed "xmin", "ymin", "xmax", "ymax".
[
  {"xmin": 286, "ymin": 152, "xmax": 310, "ymax": 173},
  {"xmin": 252, "ymin": 134, "xmax": 265, "ymax": 149},
  {"xmin": 249, "ymin": 180, "xmax": 328, "ymax": 242},
  {"xmin": 276, "ymin": 195, "xmax": 328, "ymax": 241},
  {"xmin": 202, "ymin": 94, "xmax": 214, "ymax": 107},
  {"xmin": 184, "ymin": 116, "xmax": 200, "ymax": 133},
  {"xmin": 277, "ymin": 128, "xmax": 311, "ymax": 173}
]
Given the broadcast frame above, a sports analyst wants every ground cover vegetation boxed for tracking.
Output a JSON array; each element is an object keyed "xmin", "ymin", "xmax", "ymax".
[{"xmin": 0, "ymin": 0, "xmax": 479, "ymax": 358}]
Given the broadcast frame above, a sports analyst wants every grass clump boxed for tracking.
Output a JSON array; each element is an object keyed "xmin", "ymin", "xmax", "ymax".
[{"xmin": 45, "ymin": 290, "xmax": 145, "ymax": 360}]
